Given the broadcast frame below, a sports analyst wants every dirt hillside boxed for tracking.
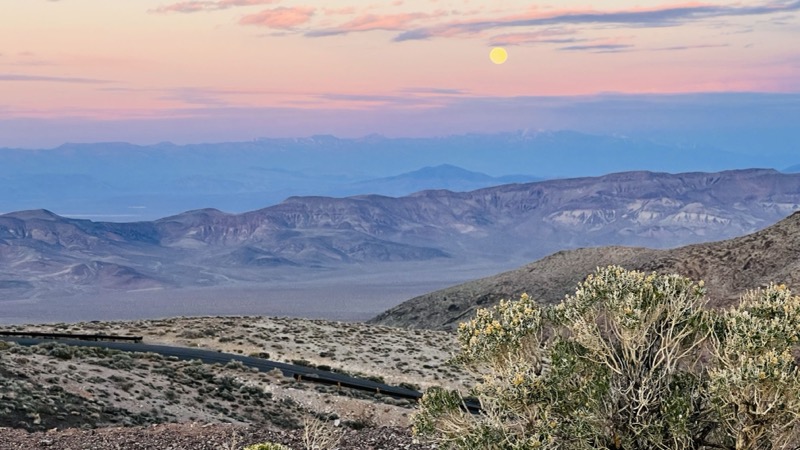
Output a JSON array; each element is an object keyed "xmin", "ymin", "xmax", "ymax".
[{"xmin": 372, "ymin": 211, "xmax": 800, "ymax": 330}]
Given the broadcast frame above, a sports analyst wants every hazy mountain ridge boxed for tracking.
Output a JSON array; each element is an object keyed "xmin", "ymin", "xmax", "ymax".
[
  {"xmin": 342, "ymin": 164, "xmax": 541, "ymax": 196},
  {"xmin": 1, "ymin": 131, "xmax": 790, "ymax": 221},
  {"xmin": 2, "ymin": 168, "xmax": 800, "ymax": 304},
  {"xmin": 371, "ymin": 210, "xmax": 800, "ymax": 330}
]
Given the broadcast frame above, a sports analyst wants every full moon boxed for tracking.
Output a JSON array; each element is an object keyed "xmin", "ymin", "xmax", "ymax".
[{"xmin": 489, "ymin": 47, "xmax": 508, "ymax": 64}]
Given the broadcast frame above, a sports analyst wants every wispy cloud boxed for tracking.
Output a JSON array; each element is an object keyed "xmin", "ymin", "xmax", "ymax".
[
  {"xmin": 653, "ymin": 43, "xmax": 730, "ymax": 51},
  {"xmin": 555, "ymin": 41, "xmax": 731, "ymax": 53},
  {"xmin": 314, "ymin": 92, "xmax": 437, "ymax": 108},
  {"xmin": 318, "ymin": 93, "xmax": 412, "ymax": 102},
  {"xmin": 0, "ymin": 74, "xmax": 111, "ymax": 84},
  {"xmin": 488, "ymin": 28, "xmax": 578, "ymax": 47},
  {"xmin": 160, "ymin": 87, "xmax": 272, "ymax": 107},
  {"xmin": 559, "ymin": 44, "xmax": 635, "ymax": 53},
  {"xmin": 240, "ymin": 6, "xmax": 315, "ymax": 29},
  {"xmin": 401, "ymin": 87, "xmax": 469, "ymax": 95},
  {"xmin": 306, "ymin": 12, "xmax": 437, "ymax": 37},
  {"xmin": 161, "ymin": 88, "xmax": 234, "ymax": 107},
  {"xmin": 112, "ymin": 85, "xmax": 469, "ymax": 109},
  {"xmin": 0, "ymin": 51, "xmax": 60, "ymax": 68},
  {"xmin": 760, "ymin": 12, "xmax": 800, "ymax": 25},
  {"xmin": 151, "ymin": 0, "xmax": 279, "ymax": 14},
  {"xmin": 394, "ymin": 1, "xmax": 800, "ymax": 41}
]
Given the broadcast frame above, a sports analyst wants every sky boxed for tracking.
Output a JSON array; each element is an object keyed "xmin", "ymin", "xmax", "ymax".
[{"xmin": 1, "ymin": 0, "xmax": 799, "ymax": 148}]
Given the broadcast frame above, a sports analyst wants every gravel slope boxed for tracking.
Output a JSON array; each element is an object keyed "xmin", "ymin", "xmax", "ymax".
[{"xmin": 0, "ymin": 423, "xmax": 437, "ymax": 450}]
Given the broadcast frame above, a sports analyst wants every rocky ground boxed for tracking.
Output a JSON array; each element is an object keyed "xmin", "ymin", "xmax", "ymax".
[
  {"xmin": 0, "ymin": 316, "xmax": 468, "ymax": 449},
  {"xmin": 0, "ymin": 423, "xmax": 437, "ymax": 450}
]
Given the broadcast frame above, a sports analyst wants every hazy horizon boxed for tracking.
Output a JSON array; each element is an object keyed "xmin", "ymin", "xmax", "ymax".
[{"xmin": 1, "ymin": 1, "xmax": 798, "ymax": 148}]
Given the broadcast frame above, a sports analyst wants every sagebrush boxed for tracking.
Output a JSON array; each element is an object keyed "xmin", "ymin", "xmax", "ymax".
[{"xmin": 413, "ymin": 266, "xmax": 800, "ymax": 450}]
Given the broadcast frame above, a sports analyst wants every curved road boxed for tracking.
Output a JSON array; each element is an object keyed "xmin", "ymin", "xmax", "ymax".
[{"xmin": 1, "ymin": 337, "xmax": 482, "ymax": 413}]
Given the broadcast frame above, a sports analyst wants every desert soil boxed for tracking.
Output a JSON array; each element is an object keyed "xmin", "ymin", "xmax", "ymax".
[
  {"xmin": 0, "ymin": 423, "xmax": 437, "ymax": 450},
  {"xmin": 0, "ymin": 316, "xmax": 472, "ymax": 449}
]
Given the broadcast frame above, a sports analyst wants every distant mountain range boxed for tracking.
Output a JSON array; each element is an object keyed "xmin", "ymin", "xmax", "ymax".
[
  {"xmin": 371, "ymin": 210, "xmax": 800, "ymax": 330},
  {"xmin": 1, "ymin": 168, "xmax": 799, "ymax": 306},
  {"xmin": 1, "ymin": 131, "xmax": 795, "ymax": 220}
]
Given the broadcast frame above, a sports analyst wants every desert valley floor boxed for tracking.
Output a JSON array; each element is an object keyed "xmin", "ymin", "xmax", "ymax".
[{"xmin": 0, "ymin": 259, "xmax": 516, "ymax": 325}]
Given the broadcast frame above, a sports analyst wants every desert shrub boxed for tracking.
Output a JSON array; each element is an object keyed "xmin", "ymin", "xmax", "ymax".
[
  {"xmin": 47, "ymin": 344, "xmax": 76, "ymax": 360},
  {"xmin": 302, "ymin": 416, "xmax": 342, "ymax": 450},
  {"xmin": 364, "ymin": 374, "xmax": 385, "ymax": 384},
  {"xmin": 399, "ymin": 381, "xmax": 420, "ymax": 391},
  {"xmin": 243, "ymin": 444, "xmax": 291, "ymax": 450},
  {"xmin": 109, "ymin": 353, "xmax": 134, "ymax": 370},
  {"xmin": 413, "ymin": 266, "xmax": 800, "ymax": 450},
  {"xmin": 709, "ymin": 284, "xmax": 800, "ymax": 449}
]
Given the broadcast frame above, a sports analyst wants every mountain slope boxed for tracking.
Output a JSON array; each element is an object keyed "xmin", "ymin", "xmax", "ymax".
[
  {"xmin": 370, "ymin": 211, "xmax": 800, "ymax": 330},
  {"xmin": 2, "ymin": 169, "xmax": 800, "ymax": 304}
]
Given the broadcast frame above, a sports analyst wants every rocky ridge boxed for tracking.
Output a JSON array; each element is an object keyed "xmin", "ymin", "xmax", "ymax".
[{"xmin": 371, "ymin": 210, "xmax": 800, "ymax": 330}]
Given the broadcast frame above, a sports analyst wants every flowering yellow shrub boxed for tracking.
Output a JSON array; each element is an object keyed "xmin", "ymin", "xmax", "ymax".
[
  {"xmin": 710, "ymin": 284, "xmax": 800, "ymax": 449},
  {"xmin": 414, "ymin": 267, "xmax": 800, "ymax": 450},
  {"xmin": 456, "ymin": 292, "xmax": 543, "ymax": 363}
]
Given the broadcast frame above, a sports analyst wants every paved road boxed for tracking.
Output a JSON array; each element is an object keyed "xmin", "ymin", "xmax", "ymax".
[{"xmin": 1, "ymin": 337, "xmax": 481, "ymax": 412}]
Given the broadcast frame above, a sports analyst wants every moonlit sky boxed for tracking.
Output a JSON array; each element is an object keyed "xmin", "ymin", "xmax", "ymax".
[{"xmin": 1, "ymin": 0, "xmax": 799, "ymax": 148}]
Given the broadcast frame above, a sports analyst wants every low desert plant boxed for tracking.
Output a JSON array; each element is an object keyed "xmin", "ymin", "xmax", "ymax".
[
  {"xmin": 709, "ymin": 284, "xmax": 800, "ymax": 449},
  {"xmin": 302, "ymin": 416, "xmax": 342, "ymax": 450},
  {"xmin": 413, "ymin": 266, "xmax": 800, "ymax": 450},
  {"xmin": 243, "ymin": 444, "xmax": 291, "ymax": 450}
]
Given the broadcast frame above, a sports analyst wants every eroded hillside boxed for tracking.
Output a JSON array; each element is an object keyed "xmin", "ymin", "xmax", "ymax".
[{"xmin": 372, "ymin": 210, "xmax": 800, "ymax": 330}]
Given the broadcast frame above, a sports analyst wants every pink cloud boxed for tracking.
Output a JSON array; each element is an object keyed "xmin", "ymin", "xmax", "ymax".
[
  {"xmin": 322, "ymin": 7, "xmax": 356, "ymax": 16},
  {"xmin": 151, "ymin": 0, "xmax": 279, "ymax": 14},
  {"xmin": 307, "ymin": 11, "xmax": 445, "ymax": 37},
  {"xmin": 240, "ymin": 7, "xmax": 315, "ymax": 29},
  {"xmin": 344, "ymin": 13, "xmax": 429, "ymax": 31}
]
